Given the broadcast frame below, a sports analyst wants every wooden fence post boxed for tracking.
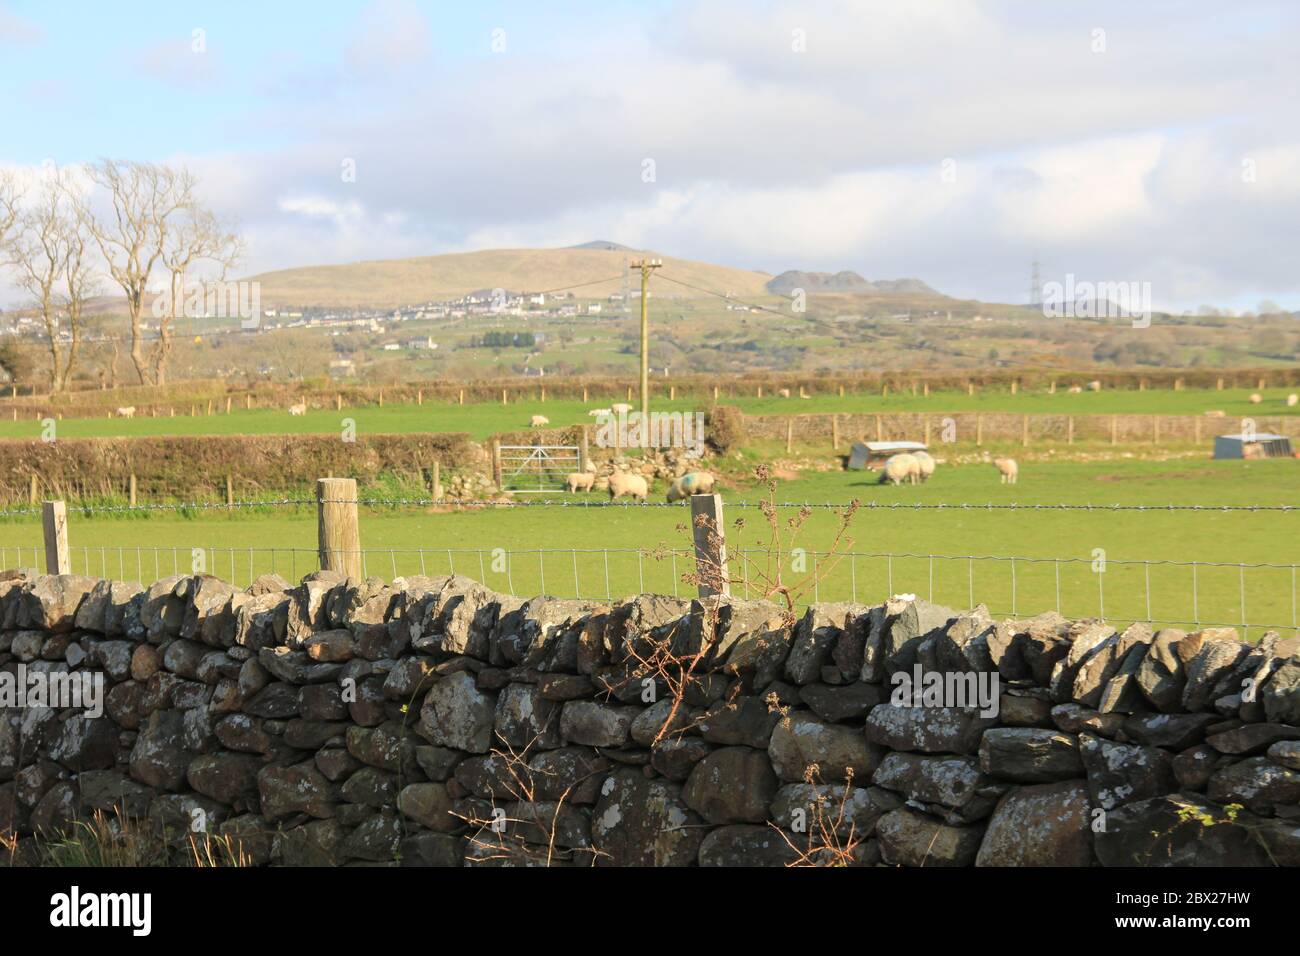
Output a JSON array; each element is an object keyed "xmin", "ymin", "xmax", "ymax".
[
  {"xmin": 580, "ymin": 429, "xmax": 590, "ymax": 471},
  {"xmin": 431, "ymin": 461, "xmax": 443, "ymax": 501},
  {"xmin": 226, "ymin": 474, "xmax": 234, "ymax": 510},
  {"xmin": 458, "ymin": 389, "xmax": 465, "ymax": 406},
  {"xmin": 317, "ymin": 477, "xmax": 361, "ymax": 578},
  {"xmin": 492, "ymin": 441, "xmax": 503, "ymax": 488},
  {"xmin": 42, "ymin": 500, "xmax": 70, "ymax": 574},
  {"xmin": 1021, "ymin": 414, "xmax": 1029, "ymax": 447},
  {"xmin": 1194, "ymin": 416, "xmax": 1201, "ymax": 443},
  {"xmin": 1067, "ymin": 416, "xmax": 1074, "ymax": 445},
  {"xmin": 785, "ymin": 418, "xmax": 794, "ymax": 453},
  {"xmin": 129, "ymin": 474, "xmax": 137, "ymax": 508},
  {"xmin": 582, "ymin": 385, "xmax": 588, "ymax": 403},
  {"xmin": 29, "ymin": 474, "xmax": 37, "ymax": 505},
  {"xmin": 690, "ymin": 493, "xmax": 730, "ymax": 598},
  {"xmin": 975, "ymin": 415, "xmax": 983, "ymax": 446},
  {"xmin": 831, "ymin": 415, "xmax": 840, "ymax": 450},
  {"xmin": 875, "ymin": 414, "xmax": 883, "ymax": 442}
]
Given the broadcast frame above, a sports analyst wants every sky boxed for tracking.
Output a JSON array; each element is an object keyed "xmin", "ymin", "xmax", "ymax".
[{"xmin": 1, "ymin": 0, "xmax": 1298, "ymax": 313}]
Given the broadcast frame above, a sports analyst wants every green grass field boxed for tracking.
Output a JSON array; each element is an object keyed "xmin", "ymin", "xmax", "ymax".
[
  {"xmin": 2, "ymin": 457, "xmax": 1296, "ymax": 637},
  {"xmin": 1, "ymin": 386, "xmax": 1296, "ymax": 441}
]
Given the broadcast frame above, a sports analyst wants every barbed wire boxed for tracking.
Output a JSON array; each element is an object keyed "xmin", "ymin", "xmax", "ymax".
[{"xmin": 0, "ymin": 495, "xmax": 1297, "ymax": 519}]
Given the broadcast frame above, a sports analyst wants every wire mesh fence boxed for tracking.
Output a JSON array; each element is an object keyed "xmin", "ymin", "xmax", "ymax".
[{"xmin": 3, "ymin": 541, "xmax": 1295, "ymax": 638}]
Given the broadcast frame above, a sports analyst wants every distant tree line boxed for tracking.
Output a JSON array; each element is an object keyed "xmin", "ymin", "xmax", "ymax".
[{"xmin": 466, "ymin": 331, "xmax": 535, "ymax": 348}]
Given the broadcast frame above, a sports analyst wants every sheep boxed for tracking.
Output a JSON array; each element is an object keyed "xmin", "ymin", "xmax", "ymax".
[
  {"xmin": 607, "ymin": 472, "xmax": 649, "ymax": 502},
  {"xmin": 530, "ymin": 414, "xmax": 550, "ymax": 428},
  {"xmin": 1288, "ymin": 394, "xmax": 1299, "ymax": 407},
  {"xmin": 588, "ymin": 408, "xmax": 612, "ymax": 417},
  {"xmin": 878, "ymin": 453, "xmax": 919, "ymax": 486},
  {"xmin": 1066, "ymin": 386, "xmax": 1083, "ymax": 394},
  {"xmin": 777, "ymin": 387, "xmax": 791, "ymax": 398},
  {"xmin": 1249, "ymin": 393, "xmax": 1263, "ymax": 404},
  {"xmin": 912, "ymin": 450, "xmax": 936, "ymax": 482},
  {"xmin": 1086, "ymin": 380, "xmax": 1102, "ymax": 392},
  {"xmin": 665, "ymin": 471, "xmax": 716, "ymax": 502},
  {"xmin": 565, "ymin": 472, "xmax": 596, "ymax": 493},
  {"xmin": 288, "ymin": 401, "xmax": 307, "ymax": 416},
  {"xmin": 115, "ymin": 406, "xmax": 136, "ymax": 418},
  {"xmin": 994, "ymin": 457, "xmax": 1018, "ymax": 484},
  {"xmin": 611, "ymin": 402, "xmax": 633, "ymax": 415}
]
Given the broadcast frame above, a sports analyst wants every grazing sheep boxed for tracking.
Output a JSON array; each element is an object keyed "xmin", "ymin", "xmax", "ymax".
[
  {"xmin": 665, "ymin": 471, "xmax": 716, "ymax": 502},
  {"xmin": 607, "ymin": 472, "xmax": 649, "ymax": 502},
  {"xmin": 288, "ymin": 401, "xmax": 307, "ymax": 416},
  {"xmin": 115, "ymin": 406, "xmax": 136, "ymax": 418},
  {"xmin": 1249, "ymin": 393, "xmax": 1263, "ymax": 404},
  {"xmin": 1288, "ymin": 394, "xmax": 1299, "ymax": 407},
  {"xmin": 912, "ymin": 450, "xmax": 936, "ymax": 482},
  {"xmin": 879, "ymin": 453, "xmax": 919, "ymax": 486},
  {"xmin": 994, "ymin": 458, "xmax": 1018, "ymax": 484},
  {"xmin": 1086, "ymin": 380, "xmax": 1102, "ymax": 392},
  {"xmin": 530, "ymin": 414, "xmax": 550, "ymax": 428},
  {"xmin": 588, "ymin": 408, "xmax": 612, "ymax": 417},
  {"xmin": 777, "ymin": 387, "xmax": 791, "ymax": 398},
  {"xmin": 565, "ymin": 472, "xmax": 596, "ymax": 493},
  {"xmin": 611, "ymin": 402, "xmax": 633, "ymax": 415},
  {"xmin": 1066, "ymin": 386, "xmax": 1083, "ymax": 394}
]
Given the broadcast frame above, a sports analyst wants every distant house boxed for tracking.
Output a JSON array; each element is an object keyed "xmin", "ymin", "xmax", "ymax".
[
  {"xmin": 405, "ymin": 337, "xmax": 437, "ymax": 350},
  {"xmin": 586, "ymin": 303, "xmax": 602, "ymax": 314},
  {"xmin": 382, "ymin": 343, "xmax": 401, "ymax": 351}
]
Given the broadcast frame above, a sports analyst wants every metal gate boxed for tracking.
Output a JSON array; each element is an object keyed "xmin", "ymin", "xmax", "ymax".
[{"xmin": 498, "ymin": 444, "xmax": 581, "ymax": 492}]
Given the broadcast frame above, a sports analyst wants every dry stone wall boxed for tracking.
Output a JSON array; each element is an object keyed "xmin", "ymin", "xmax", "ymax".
[{"xmin": 2, "ymin": 569, "xmax": 1299, "ymax": 866}]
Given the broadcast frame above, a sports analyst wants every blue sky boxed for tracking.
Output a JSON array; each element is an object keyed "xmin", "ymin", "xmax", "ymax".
[{"xmin": 2, "ymin": 0, "xmax": 1298, "ymax": 312}]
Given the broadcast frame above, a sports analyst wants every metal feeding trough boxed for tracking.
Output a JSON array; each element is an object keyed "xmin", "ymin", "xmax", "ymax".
[
  {"xmin": 847, "ymin": 440, "xmax": 929, "ymax": 470},
  {"xmin": 1212, "ymin": 433, "xmax": 1294, "ymax": 460}
]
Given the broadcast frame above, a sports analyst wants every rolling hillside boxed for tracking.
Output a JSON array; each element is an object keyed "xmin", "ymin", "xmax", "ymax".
[{"xmin": 244, "ymin": 245, "xmax": 776, "ymax": 309}]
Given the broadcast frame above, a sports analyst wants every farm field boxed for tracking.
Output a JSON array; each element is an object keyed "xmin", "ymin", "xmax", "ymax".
[
  {"xmin": 0, "ymin": 385, "xmax": 1296, "ymax": 441},
  {"xmin": 2, "ymin": 457, "xmax": 1296, "ymax": 637}
]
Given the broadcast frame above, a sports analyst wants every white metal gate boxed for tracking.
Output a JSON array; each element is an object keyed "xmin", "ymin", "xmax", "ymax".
[{"xmin": 498, "ymin": 444, "xmax": 581, "ymax": 492}]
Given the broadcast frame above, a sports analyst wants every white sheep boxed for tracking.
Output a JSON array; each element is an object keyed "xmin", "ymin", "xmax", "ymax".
[
  {"xmin": 665, "ymin": 471, "xmax": 716, "ymax": 502},
  {"xmin": 777, "ymin": 388, "xmax": 791, "ymax": 398},
  {"xmin": 115, "ymin": 406, "xmax": 136, "ymax": 418},
  {"xmin": 288, "ymin": 401, "xmax": 307, "ymax": 416},
  {"xmin": 607, "ymin": 472, "xmax": 649, "ymax": 501},
  {"xmin": 912, "ymin": 450, "xmax": 936, "ymax": 482},
  {"xmin": 879, "ymin": 453, "xmax": 919, "ymax": 486},
  {"xmin": 530, "ymin": 414, "xmax": 550, "ymax": 428},
  {"xmin": 994, "ymin": 457, "xmax": 1019, "ymax": 484},
  {"xmin": 588, "ymin": 408, "xmax": 612, "ymax": 417},
  {"xmin": 565, "ymin": 472, "xmax": 596, "ymax": 493},
  {"xmin": 1287, "ymin": 394, "xmax": 1299, "ymax": 407},
  {"xmin": 1066, "ymin": 386, "xmax": 1083, "ymax": 394},
  {"xmin": 1086, "ymin": 380, "xmax": 1102, "ymax": 392},
  {"xmin": 1249, "ymin": 393, "xmax": 1263, "ymax": 404},
  {"xmin": 610, "ymin": 402, "xmax": 632, "ymax": 415}
]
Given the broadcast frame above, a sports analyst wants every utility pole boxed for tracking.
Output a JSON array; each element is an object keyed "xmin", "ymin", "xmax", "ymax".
[{"xmin": 631, "ymin": 258, "xmax": 662, "ymax": 419}]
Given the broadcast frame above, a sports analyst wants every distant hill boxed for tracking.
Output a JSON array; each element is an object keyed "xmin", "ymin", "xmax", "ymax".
[
  {"xmin": 568, "ymin": 240, "xmax": 635, "ymax": 251},
  {"xmin": 244, "ymin": 246, "xmax": 774, "ymax": 309},
  {"xmin": 766, "ymin": 270, "xmax": 938, "ymax": 297}
]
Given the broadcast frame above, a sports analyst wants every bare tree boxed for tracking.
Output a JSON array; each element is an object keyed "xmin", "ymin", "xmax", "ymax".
[
  {"xmin": 153, "ymin": 208, "xmax": 242, "ymax": 384},
  {"xmin": 7, "ymin": 175, "xmax": 93, "ymax": 390},
  {"xmin": 0, "ymin": 171, "xmax": 21, "ymax": 248},
  {"xmin": 72, "ymin": 160, "xmax": 197, "ymax": 385}
]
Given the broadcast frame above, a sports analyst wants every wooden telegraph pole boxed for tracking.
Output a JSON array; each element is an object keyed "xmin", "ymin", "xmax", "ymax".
[{"xmin": 631, "ymin": 259, "xmax": 662, "ymax": 420}]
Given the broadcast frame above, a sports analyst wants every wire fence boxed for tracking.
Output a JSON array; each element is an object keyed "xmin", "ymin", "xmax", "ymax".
[
  {"xmin": 3, "ymin": 541, "xmax": 1295, "ymax": 638},
  {"xmin": 2, "ymin": 496, "xmax": 1298, "ymax": 518}
]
